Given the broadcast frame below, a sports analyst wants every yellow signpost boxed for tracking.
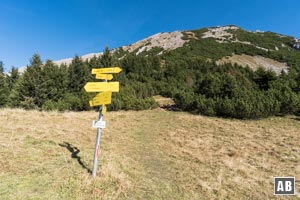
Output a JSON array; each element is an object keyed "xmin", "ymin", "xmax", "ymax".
[
  {"xmin": 95, "ymin": 73, "xmax": 113, "ymax": 80},
  {"xmin": 89, "ymin": 91, "xmax": 112, "ymax": 107},
  {"xmin": 84, "ymin": 82, "xmax": 119, "ymax": 92},
  {"xmin": 102, "ymin": 105, "xmax": 107, "ymax": 115},
  {"xmin": 84, "ymin": 66, "xmax": 122, "ymax": 178},
  {"xmin": 92, "ymin": 67, "xmax": 122, "ymax": 74}
]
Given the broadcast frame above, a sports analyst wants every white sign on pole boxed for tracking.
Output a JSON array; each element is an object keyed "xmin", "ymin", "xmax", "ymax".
[{"xmin": 92, "ymin": 120, "xmax": 106, "ymax": 129}]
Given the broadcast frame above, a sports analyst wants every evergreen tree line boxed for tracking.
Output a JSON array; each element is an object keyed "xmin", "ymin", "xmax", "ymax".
[
  {"xmin": 0, "ymin": 48, "xmax": 159, "ymax": 112},
  {"xmin": 1, "ymin": 47, "xmax": 300, "ymax": 119},
  {"xmin": 171, "ymin": 62, "xmax": 300, "ymax": 118}
]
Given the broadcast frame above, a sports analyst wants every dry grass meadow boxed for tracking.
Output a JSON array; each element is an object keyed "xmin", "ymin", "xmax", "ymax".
[{"xmin": 1, "ymin": 108, "xmax": 300, "ymax": 199}]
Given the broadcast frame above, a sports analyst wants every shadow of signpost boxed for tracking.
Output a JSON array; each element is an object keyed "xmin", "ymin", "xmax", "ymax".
[{"xmin": 59, "ymin": 142, "xmax": 92, "ymax": 174}]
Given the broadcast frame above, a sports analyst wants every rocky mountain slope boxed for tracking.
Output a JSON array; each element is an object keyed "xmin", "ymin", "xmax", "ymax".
[
  {"xmin": 117, "ymin": 25, "xmax": 297, "ymax": 74},
  {"xmin": 19, "ymin": 25, "xmax": 300, "ymax": 74}
]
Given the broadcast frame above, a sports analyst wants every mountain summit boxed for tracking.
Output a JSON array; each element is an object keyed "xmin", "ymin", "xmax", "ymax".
[
  {"xmin": 117, "ymin": 25, "xmax": 299, "ymax": 74},
  {"xmin": 44, "ymin": 25, "xmax": 299, "ymax": 75}
]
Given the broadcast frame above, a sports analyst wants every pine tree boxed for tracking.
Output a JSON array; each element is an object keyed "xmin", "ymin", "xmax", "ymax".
[
  {"xmin": 87, "ymin": 55, "xmax": 102, "ymax": 70},
  {"xmin": 39, "ymin": 60, "xmax": 68, "ymax": 104},
  {"xmin": 0, "ymin": 61, "xmax": 9, "ymax": 106},
  {"xmin": 67, "ymin": 55, "xmax": 90, "ymax": 94},
  {"xmin": 100, "ymin": 47, "xmax": 118, "ymax": 67},
  {"xmin": 17, "ymin": 54, "xmax": 43, "ymax": 108},
  {"xmin": 100, "ymin": 47, "xmax": 113, "ymax": 67},
  {"xmin": 6, "ymin": 67, "xmax": 19, "ymax": 90}
]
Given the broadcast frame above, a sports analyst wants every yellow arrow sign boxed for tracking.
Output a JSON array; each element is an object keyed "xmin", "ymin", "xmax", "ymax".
[
  {"xmin": 92, "ymin": 67, "xmax": 122, "ymax": 74},
  {"xmin": 89, "ymin": 92, "xmax": 112, "ymax": 107},
  {"xmin": 95, "ymin": 73, "xmax": 113, "ymax": 80},
  {"xmin": 84, "ymin": 82, "xmax": 119, "ymax": 92}
]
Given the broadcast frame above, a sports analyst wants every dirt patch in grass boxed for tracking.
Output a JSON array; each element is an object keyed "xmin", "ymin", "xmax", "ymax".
[{"xmin": 153, "ymin": 95, "xmax": 175, "ymax": 107}]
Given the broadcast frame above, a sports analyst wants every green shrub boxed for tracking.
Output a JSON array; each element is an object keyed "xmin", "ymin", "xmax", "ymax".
[
  {"xmin": 20, "ymin": 97, "xmax": 38, "ymax": 110},
  {"xmin": 62, "ymin": 93, "xmax": 83, "ymax": 111},
  {"xmin": 42, "ymin": 100, "xmax": 58, "ymax": 111}
]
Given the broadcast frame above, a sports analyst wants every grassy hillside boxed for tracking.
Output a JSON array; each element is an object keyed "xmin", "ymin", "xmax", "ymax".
[{"xmin": 1, "ymin": 109, "xmax": 300, "ymax": 199}]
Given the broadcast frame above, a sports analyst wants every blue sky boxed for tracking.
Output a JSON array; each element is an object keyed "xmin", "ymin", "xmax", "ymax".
[{"xmin": 1, "ymin": 0, "xmax": 300, "ymax": 70}]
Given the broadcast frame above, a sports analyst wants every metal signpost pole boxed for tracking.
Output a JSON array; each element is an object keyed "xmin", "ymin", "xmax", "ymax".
[
  {"xmin": 84, "ymin": 67, "xmax": 121, "ymax": 178},
  {"xmin": 92, "ymin": 106, "xmax": 103, "ymax": 178}
]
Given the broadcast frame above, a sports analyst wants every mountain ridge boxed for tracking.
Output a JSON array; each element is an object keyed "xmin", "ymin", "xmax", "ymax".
[{"xmin": 18, "ymin": 25, "xmax": 299, "ymax": 74}]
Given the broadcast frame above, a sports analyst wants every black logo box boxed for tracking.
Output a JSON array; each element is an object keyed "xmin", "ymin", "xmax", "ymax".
[{"xmin": 274, "ymin": 177, "xmax": 295, "ymax": 195}]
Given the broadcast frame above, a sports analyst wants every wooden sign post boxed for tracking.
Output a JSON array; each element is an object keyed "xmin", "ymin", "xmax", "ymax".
[{"xmin": 84, "ymin": 67, "xmax": 122, "ymax": 178}]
